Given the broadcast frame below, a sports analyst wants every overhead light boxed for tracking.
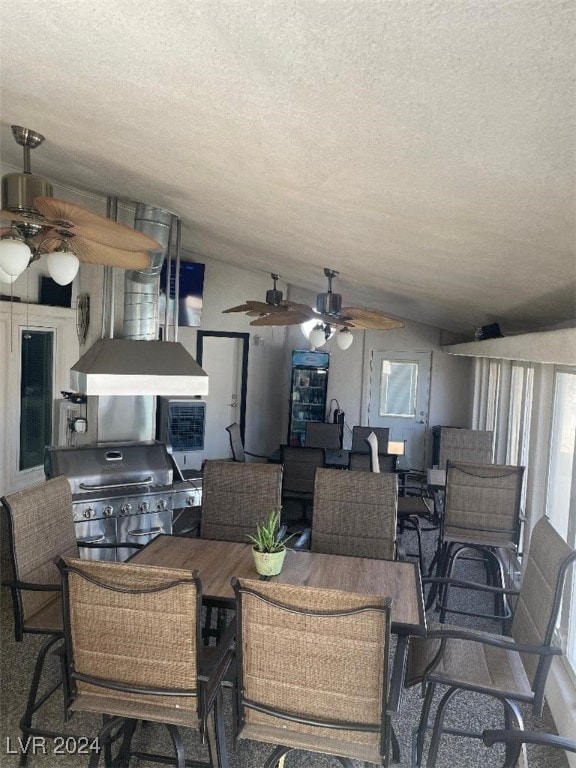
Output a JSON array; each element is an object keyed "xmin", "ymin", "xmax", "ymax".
[
  {"xmin": 1, "ymin": 125, "xmax": 159, "ymax": 285},
  {"xmin": 308, "ymin": 324, "xmax": 327, "ymax": 349},
  {"xmin": 336, "ymin": 327, "xmax": 354, "ymax": 350},
  {"xmin": 0, "ymin": 229, "xmax": 32, "ymax": 277},
  {"xmin": 46, "ymin": 240, "xmax": 80, "ymax": 285},
  {"xmin": 0, "ymin": 264, "xmax": 18, "ymax": 283}
]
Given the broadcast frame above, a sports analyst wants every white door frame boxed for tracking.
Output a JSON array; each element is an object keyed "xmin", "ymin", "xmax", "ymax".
[
  {"xmin": 196, "ymin": 331, "xmax": 250, "ymax": 441},
  {"xmin": 362, "ymin": 346, "xmax": 432, "ymax": 470}
]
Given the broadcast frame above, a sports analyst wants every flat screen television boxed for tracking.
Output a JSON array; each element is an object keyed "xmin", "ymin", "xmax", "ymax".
[{"xmin": 159, "ymin": 260, "xmax": 205, "ymax": 327}]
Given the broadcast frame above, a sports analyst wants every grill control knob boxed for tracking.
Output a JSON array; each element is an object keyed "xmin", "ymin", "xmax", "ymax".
[
  {"xmin": 120, "ymin": 503, "xmax": 132, "ymax": 515},
  {"xmin": 103, "ymin": 506, "xmax": 114, "ymax": 517},
  {"xmin": 83, "ymin": 507, "xmax": 94, "ymax": 519},
  {"xmin": 139, "ymin": 501, "xmax": 150, "ymax": 513},
  {"xmin": 156, "ymin": 499, "xmax": 167, "ymax": 511}
]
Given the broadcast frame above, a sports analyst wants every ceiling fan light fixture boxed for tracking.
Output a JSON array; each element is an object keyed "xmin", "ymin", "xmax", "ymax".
[
  {"xmin": 336, "ymin": 327, "xmax": 354, "ymax": 350},
  {"xmin": 47, "ymin": 241, "xmax": 80, "ymax": 285},
  {"xmin": 1, "ymin": 126, "xmax": 53, "ymax": 215},
  {"xmin": 308, "ymin": 324, "xmax": 327, "ymax": 349},
  {"xmin": 0, "ymin": 232, "xmax": 32, "ymax": 277},
  {"xmin": 0, "ymin": 264, "xmax": 18, "ymax": 284}
]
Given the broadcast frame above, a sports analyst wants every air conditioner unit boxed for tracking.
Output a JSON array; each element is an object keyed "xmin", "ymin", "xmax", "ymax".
[{"xmin": 158, "ymin": 397, "xmax": 206, "ymax": 452}]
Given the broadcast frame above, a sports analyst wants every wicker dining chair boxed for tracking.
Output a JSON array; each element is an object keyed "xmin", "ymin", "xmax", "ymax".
[
  {"xmin": 1, "ymin": 475, "xmax": 144, "ymax": 763},
  {"xmin": 225, "ymin": 422, "xmax": 268, "ymax": 462},
  {"xmin": 304, "ymin": 421, "xmax": 342, "ymax": 449},
  {"xmin": 432, "ymin": 461, "xmax": 525, "ymax": 622},
  {"xmin": 200, "ymin": 460, "xmax": 284, "ymax": 642},
  {"xmin": 482, "ymin": 728, "xmax": 576, "ymax": 768},
  {"xmin": 229, "ymin": 577, "xmax": 394, "ymax": 767},
  {"xmin": 351, "ymin": 432, "xmax": 433, "ymax": 572},
  {"xmin": 406, "ymin": 516, "xmax": 576, "ymax": 768},
  {"xmin": 57, "ymin": 557, "xmax": 235, "ymax": 768},
  {"xmin": 1, "ymin": 476, "xmax": 78, "ymax": 760},
  {"xmin": 349, "ymin": 452, "xmax": 397, "ymax": 473},
  {"xmin": 351, "ymin": 426, "xmax": 390, "ymax": 455},
  {"xmin": 437, "ymin": 428, "xmax": 493, "ymax": 470},
  {"xmin": 200, "ymin": 460, "xmax": 283, "ymax": 542},
  {"xmin": 280, "ymin": 445, "xmax": 325, "ymax": 525},
  {"xmin": 311, "ymin": 467, "xmax": 399, "ymax": 560}
]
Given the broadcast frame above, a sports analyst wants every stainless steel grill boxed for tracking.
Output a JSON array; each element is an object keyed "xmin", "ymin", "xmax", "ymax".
[{"xmin": 44, "ymin": 441, "xmax": 202, "ymax": 561}]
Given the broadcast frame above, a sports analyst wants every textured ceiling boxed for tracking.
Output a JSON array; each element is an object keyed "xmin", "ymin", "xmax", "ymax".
[{"xmin": 1, "ymin": 0, "xmax": 574, "ymax": 337}]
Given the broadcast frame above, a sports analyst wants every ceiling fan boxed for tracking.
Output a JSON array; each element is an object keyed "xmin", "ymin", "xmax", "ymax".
[
  {"xmin": 0, "ymin": 125, "xmax": 160, "ymax": 285},
  {"xmin": 223, "ymin": 268, "xmax": 404, "ymax": 350}
]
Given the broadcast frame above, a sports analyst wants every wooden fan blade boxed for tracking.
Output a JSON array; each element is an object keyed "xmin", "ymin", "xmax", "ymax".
[
  {"xmin": 283, "ymin": 301, "xmax": 351, "ymax": 327},
  {"xmin": 70, "ymin": 237, "xmax": 151, "ymax": 269},
  {"xmin": 222, "ymin": 304, "xmax": 255, "ymax": 314},
  {"xmin": 341, "ymin": 307, "xmax": 404, "ymax": 330},
  {"xmin": 245, "ymin": 300, "xmax": 287, "ymax": 313},
  {"xmin": 250, "ymin": 311, "xmax": 310, "ymax": 326},
  {"xmin": 33, "ymin": 197, "xmax": 161, "ymax": 252},
  {"xmin": 223, "ymin": 303, "xmax": 254, "ymax": 313}
]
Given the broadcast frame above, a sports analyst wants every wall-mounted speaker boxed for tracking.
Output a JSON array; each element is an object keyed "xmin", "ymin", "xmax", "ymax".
[{"xmin": 475, "ymin": 323, "xmax": 503, "ymax": 341}]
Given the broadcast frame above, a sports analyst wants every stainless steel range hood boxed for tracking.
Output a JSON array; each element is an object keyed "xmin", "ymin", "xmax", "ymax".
[
  {"xmin": 70, "ymin": 339, "xmax": 209, "ymax": 397},
  {"xmin": 69, "ymin": 204, "xmax": 209, "ymax": 400}
]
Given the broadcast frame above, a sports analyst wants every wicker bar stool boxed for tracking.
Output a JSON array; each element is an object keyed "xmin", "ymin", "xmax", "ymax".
[
  {"xmin": 406, "ymin": 516, "xmax": 576, "ymax": 768},
  {"xmin": 433, "ymin": 461, "xmax": 525, "ymax": 623},
  {"xmin": 311, "ymin": 467, "xmax": 399, "ymax": 560},
  {"xmin": 1, "ymin": 476, "xmax": 80, "ymax": 764},
  {"xmin": 57, "ymin": 557, "xmax": 234, "ymax": 768},
  {"xmin": 229, "ymin": 577, "xmax": 396, "ymax": 766},
  {"xmin": 200, "ymin": 460, "xmax": 283, "ymax": 642}
]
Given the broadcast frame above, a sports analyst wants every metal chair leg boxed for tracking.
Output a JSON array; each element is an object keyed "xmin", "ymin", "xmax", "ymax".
[
  {"xmin": 414, "ymin": 682, "xmax": 436, "ymax": 767},
  {"xmin": 166, "ymin": 723, "xmax": 186, "ymax": 768},
  {"xmin": 89, "ymin": 716, "xmax": 125, "ymax": 768},
  {"xmin": 264, "ymin": 746, "xmax": 291, "ymax": 768},
  {"xmin": 425, "ymin": 687, "xmax": 462, "ymax": 768},
  {"xmin": 19, "ymin": 634, "xmax": 64, "ymax": 767},
  {"xmin": 205, "ymin": 688, "xmax": 229, "ymax": 768}
]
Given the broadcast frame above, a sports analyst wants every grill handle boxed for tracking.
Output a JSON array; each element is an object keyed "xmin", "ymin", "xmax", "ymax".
[
  {"xmin": 126, "ymin": 527, "xmax": 164, "ymax": 537},
  {"xmin": 79, "ymin": 476, "xmax": 153, "ymax": 491}
]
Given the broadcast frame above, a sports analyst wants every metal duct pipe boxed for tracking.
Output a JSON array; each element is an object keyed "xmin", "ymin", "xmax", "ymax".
[{"xmin": 124, "ymin": 204, "xmax": 173, "ymax": 340}]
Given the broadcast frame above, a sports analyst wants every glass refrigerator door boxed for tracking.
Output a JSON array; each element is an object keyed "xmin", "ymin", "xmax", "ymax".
[{"xmin": 289, "ymin": 366, "xmax": 329, "ymax": 445}]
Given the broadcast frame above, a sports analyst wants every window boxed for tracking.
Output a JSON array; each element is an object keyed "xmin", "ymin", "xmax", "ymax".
[
  {"xmin": 378, "ymin": 359, "xmax": 418, "ymax": 418},
  {"xmin": 20, "ymin": 330, "xmax": 54, "ymax": 471},
  {"xmin": 546, "ymin": 369, "xmax": 576, "ymax": 674}
]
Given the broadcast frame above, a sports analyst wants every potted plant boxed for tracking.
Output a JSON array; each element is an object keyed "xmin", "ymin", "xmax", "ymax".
[{"xmin": 247, "ymin": 508, "xmax": 296, "ymax": 576}]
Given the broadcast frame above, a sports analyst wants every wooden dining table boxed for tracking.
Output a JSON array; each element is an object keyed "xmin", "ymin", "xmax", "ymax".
[{"xmin": 131, "ymin": 535, "xmax": 427, "ymax": 711}]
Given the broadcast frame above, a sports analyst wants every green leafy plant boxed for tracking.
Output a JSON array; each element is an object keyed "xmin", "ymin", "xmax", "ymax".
[{"xmin": 246, "ymin": 508, "xmax": 297, "ymax": 553}]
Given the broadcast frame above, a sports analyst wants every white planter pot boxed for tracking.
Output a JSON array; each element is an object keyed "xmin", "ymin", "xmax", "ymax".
[{"xmin": 252, "ymin": 547, "xmax": 287, "ymax": 576}]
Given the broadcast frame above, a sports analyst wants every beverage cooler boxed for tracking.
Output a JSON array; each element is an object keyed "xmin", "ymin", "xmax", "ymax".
[{"xmin": 288, "ymin": 350, "xmax": 330, "ymax": 445}]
